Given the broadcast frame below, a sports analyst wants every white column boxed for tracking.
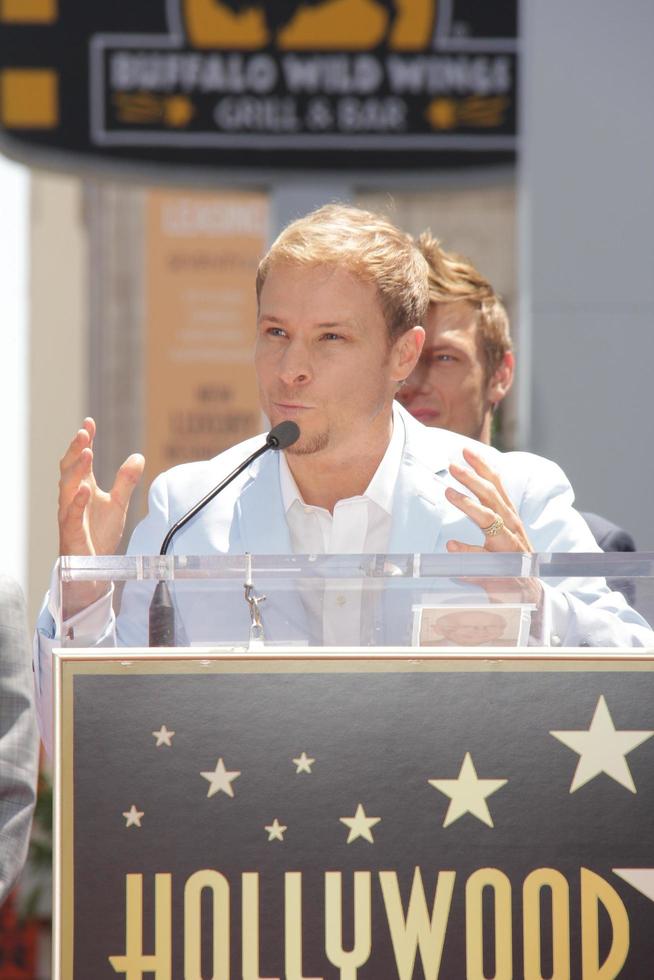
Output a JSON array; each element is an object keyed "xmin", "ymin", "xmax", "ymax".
[
  {"xmin": 0, "ymin": 156, "xmax": 29, "ymax": 589},
  {"xmin": 519, "ymin": 0, "xmax": 654, "ymax": 547}
]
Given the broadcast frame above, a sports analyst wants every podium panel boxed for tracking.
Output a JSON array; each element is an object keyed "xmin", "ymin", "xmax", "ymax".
[{"xmin": 54, "ymin": 649, "xmax": 654, "ymax": 978}]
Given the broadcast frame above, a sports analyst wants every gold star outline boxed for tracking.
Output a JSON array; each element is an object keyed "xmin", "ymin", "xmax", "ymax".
[
  {"xmin": 122, "ymin": 805, "xmax": 144, "ymax": 828},
  {"xmin": 201, "ymin": 758, "xmax": 241, "ymax": 798},
  {"xmin": 551, "ymin": 695, "xmax": 653, "ymax": 793},
  {"xmin": 293, "ymin": 751, "xmax": 315, "ymax": 774},
  {"xmin": 152, "ymin": 725, "xmax": 175, "ymax": 747},
  {"xmin": 339, "ymin": 803, "xmax": 381, "ymax": 844},
  {"xmin": 429, "ymin": 752, "xmax": 507, "ymax": 828},
  {"xmin": 265, "ymin": 818, "xmax": 287, "ymax": 842}
]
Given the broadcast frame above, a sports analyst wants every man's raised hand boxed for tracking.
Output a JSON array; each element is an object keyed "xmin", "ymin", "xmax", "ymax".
[
  {"xmin": 58, "ymin": 418, "xmax": 144, "ymax": 557},
  {"xmin": 444, "ymin": 448, "xmax": 543, "ymax": 619},
  {"xmin": 444, "ymin": 447, "xmax": 533, "ymax": 554}
]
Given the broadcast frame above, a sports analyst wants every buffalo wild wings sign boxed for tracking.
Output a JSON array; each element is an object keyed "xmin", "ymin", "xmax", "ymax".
[
  {"xmin": 0, "ymin": 0, "xmax": 517, "ymax": 170},
  {"xmin": 55, "ymin": 652, "xmax": 654, "ymax": 977}
]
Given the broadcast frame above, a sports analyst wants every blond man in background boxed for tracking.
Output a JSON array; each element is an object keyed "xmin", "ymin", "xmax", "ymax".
[
  {"xmin": 397, "ymin": 231, "xmax": 513, "ymax": 445},
  {"xmin": 398, "ymin": 233, "xmax": 635, "ymax": 552}
]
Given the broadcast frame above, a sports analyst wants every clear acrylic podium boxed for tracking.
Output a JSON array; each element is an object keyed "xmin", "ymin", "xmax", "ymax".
[
  {"xmin": 57, "ymin": 550, "xmax": 654, "ymax": 650},
  {"xmin": 53, "ymin": 553, "xmax": 654, "ymax": 978}
]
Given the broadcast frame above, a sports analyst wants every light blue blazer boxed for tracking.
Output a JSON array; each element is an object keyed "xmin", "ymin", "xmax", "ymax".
[
  {"xmin": 129, "ymin": 404, "xmax": 596, "ymax": 558},
  {"xmin": 34, "ymin": 405, "xmax": 653, "ymax": 757},
  {"xmin": 114, "ymin": 405, "xmax": 645, "ymax": 649}
]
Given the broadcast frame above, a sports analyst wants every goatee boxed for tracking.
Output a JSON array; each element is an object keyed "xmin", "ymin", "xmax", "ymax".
[{"xmin": 285, "ymin": 431, "xmax": 329, "ymax": 455}]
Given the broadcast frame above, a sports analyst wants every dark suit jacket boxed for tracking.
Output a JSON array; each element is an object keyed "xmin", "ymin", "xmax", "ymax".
[
  {"xmin": 581, "ymin": 512, "xmax": 636, "ymax": 552},
  {"xmin": 581, "ymin": 512, "xmax": 636, "ymax": 606}
]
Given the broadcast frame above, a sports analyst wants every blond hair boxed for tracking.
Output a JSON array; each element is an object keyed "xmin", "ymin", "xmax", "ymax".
[
  {"xmin": 416, "ymin": 231, "xmax": 512, "ymax": 379},
  {"xmin": 257, "ymin": 204, "xmax": 429, "ymax": 341}
]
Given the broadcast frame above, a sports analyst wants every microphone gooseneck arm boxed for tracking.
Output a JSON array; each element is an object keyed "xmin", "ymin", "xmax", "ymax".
[
  {"xmin": 159, "ymin": 420, "xmax": 300, "ymax": 556},
  {"xmin": 159, "ymin": 443, "xmax": 266, "ymax": 557},
  {"xmin": 148, "ymin": 420, "xmax": 300, "ymax": 647}
]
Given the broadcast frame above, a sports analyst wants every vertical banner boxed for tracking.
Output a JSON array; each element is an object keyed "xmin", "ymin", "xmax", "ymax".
[{"xmin": 143, "ymin": 188, "xmax": 267, "ymax": 497}]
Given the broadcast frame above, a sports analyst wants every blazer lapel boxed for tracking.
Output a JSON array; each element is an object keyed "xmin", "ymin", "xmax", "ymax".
[
  {"xmin": 236, "ymin": 452, "xmax": 311, "ymax": 642},
  {"xmin": 388, "ymin": 406, "xmax": 453, "ymax": 554},
  {"xmin": 236, "ymin": 451, "xmax": 293, "ymax": 555},
  {"xmin": 381, "ymin": 408, "xmax": 454, "ymax": 645}
]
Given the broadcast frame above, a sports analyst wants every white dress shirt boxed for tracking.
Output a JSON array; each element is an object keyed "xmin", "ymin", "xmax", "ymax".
[{"xmin": 279, "ymin": 418, "xmax": 404, "ymax": 645}]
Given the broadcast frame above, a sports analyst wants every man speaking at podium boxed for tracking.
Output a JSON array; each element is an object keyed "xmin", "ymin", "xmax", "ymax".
[{"xmin": 34, "ymin": 204, "xmax": 651, "ymax": 752}]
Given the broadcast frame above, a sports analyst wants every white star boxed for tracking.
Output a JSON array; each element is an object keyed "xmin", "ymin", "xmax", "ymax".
[
  {"xmin": 339, "ymin": 803, "xmax": 381, "ymax": 843},
  {"xmin": 122, "ymin": 805, "xmax": 144, "ymax": 828},
  {"xmin": 264, "ymin": 818, "xmax": 287, "ymax": 842},
  {"xmin": 613, "ymin": 869, "xmax": 654, "ymax": 903},
  {"xmin": 293, "ymin": 751, "xmax": 315, "ymax": 774},
  {"xmin": 551, "ymin": 695, "xmax": 653, "ymax": 793},
  {"xmin": 152, "ymin": 725, "xmax": 175, "ymax": 747},
  {"xmin": 429, "ymin": 753, "xmax": 507, "ymax": 828},
  {"xmin": 201, "ymin": 758, "xmax": 241, "ymax": 798}
]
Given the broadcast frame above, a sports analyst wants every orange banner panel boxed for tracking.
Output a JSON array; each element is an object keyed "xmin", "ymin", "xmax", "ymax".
[
  {"xmin": 1, "ymin": 0, "xmax": 57, "ymax": 23},
  {"xmin": 144, "ymin": 189, "xmax": 268, "ymax": 505},
  {"xmin": 0, "ymin": 69, "xmax": 58, "ymax": 127}
]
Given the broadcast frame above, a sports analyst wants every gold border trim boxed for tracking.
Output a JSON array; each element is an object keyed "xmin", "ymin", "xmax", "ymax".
[{"xmin": 53, "ymin": 645, "xmax": 654, "ymax": 976}]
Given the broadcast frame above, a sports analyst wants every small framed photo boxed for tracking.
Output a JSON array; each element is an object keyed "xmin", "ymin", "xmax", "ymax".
[{"xmin": 412, "ymin": 603, "xmax": 533, "ymax": 649}]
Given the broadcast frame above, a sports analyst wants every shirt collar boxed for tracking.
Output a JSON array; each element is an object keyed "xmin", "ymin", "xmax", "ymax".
[{"xmin": 278, "ymin": 406, "xmax": 405, "ymax": 515}]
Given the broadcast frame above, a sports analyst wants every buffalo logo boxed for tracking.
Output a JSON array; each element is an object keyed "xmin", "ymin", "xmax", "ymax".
[{"xmin": 183, "ymin": 0, "xmax": 437, "ymax": 51}]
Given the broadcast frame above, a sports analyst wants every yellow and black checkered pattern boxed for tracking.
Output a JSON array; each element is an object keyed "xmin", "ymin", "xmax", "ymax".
[{"xmin": 0, "ymin": 0, "xmax": 59, "ymax": 128}]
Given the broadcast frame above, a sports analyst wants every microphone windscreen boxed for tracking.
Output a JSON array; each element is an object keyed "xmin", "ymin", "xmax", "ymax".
[{"xmin": 267, "ymin": 420, "xmax": 300, "ymax": 450}]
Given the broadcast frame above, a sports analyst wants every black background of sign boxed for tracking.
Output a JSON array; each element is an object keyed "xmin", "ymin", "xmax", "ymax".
[
  {"xmin": 0, "ymin": 0, "xmax": 517, "ymax": 171},
  {"xmin": 70, "ymin": 667, "xmax": 654, "ymax": 977}
]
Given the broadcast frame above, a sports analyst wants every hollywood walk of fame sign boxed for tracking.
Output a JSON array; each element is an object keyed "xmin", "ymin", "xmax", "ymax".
[{"xmin": 54, "ymin": 648, "xmax": 654, "ymax": 978}]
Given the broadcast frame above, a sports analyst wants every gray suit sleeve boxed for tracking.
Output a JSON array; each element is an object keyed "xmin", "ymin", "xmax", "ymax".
[{"xmin": 0, "ymin": 575, "xmax": 39, "ymax": 904}]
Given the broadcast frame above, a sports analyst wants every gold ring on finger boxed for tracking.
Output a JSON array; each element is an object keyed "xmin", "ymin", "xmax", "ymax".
[{"xmin": 482, "ymin": 515, "xmax": 505, "ymax": 537}]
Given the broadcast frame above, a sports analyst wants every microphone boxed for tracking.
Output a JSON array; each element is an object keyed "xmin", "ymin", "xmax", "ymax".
[
  {"xmin": 265, "ymin": 420, "xmax": 300, "ymax": 451},
  {"xmin": 148, "ymin": 420, "xmax": 300, "ymax": 646}
]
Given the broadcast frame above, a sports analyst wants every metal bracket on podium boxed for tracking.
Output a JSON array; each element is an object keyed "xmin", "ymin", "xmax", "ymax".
[{"xmin": 244, "ymin": 553, "xmax": 266, "ymax": 649}]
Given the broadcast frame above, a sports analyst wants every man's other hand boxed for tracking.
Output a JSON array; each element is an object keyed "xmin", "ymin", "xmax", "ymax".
[
  {"xmin": 445, "ymin": 447, "xmax": 533, "ymax": 554},
  {"xmin": 58, "ymin": 418, "xmax": 144, "ymax": 558}
]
